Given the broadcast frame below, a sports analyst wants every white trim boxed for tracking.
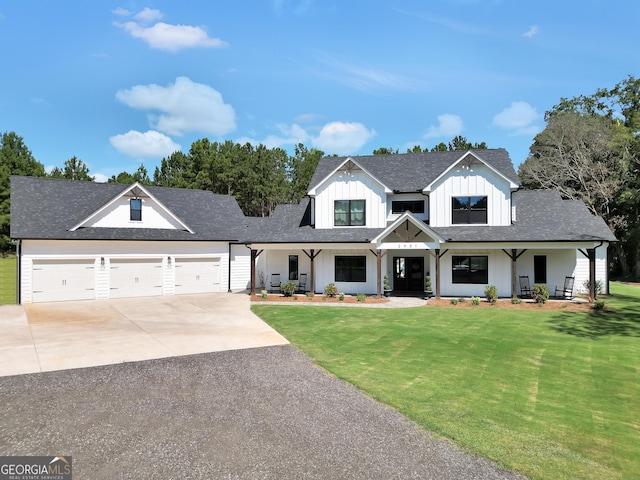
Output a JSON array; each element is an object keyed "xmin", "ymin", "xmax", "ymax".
[
  {"xmin": 370, "ymin": 211, "xmax": 446, "ymax": 247},
  {"xmin": 69, "ymin": 182, "xmax": 195, "ymax": 233}
]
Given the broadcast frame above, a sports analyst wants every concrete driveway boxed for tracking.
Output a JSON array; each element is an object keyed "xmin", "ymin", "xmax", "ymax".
[{"xmin": 0, "ymin": 293, "xmax": 288, "ymax": 377}]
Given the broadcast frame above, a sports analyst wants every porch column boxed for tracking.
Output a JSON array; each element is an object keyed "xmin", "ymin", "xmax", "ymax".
[
  {"xmin": 250, "ymin": 249, "xmax": 257, "ymax": 295},
  {"xmin": 511, "ymin": 249, "xmax": 517, "ymax": 299},
  {"xmin": 310, "ymin": 249, "xmax": 315, "ymax": 294},
  {"xmin": 588, "ymin": 248, "xmax": 596, "ymax": 300},
  {"xmin": 435, "ymin": 248, "xmax": 441, "ymax": 300},
  {"xmin": 376, "ymin": 249, "xmax": 382, "ymax": 298}
]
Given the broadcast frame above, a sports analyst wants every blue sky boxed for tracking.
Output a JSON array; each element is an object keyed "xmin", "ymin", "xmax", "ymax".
[{"xmin": 1, "ymin": 1, "xmax": 638, "ymax": 182}]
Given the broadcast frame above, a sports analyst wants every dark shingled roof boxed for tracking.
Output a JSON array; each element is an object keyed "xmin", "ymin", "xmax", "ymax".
[
  {"xmin": 308, "ymin": 149, "xmax": 520, "ymax": 193},
  {"xmin": 10, "ymin": 176, "xmax": 246, "ymax": 241}
]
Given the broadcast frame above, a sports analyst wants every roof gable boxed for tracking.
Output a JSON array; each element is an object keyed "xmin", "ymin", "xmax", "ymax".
[
  {"xmin": 423, "ymin": 151, "xmax": 520, "ymax": 193},
  {"xmin": 371, "ymin": 211, "xmax": 445, "ymax": 248},
  {"xmin": 307, "ymin": 157, "xmax": 392, "ymax": 196},
  {"xmin": 69, "ymin": 182, "xmax": 194, "ymax": 233}
]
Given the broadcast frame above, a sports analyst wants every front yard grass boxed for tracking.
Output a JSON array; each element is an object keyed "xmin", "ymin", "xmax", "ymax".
[
  {"xmin": 0, "ymin": 256, "xmax": 16, "ymax": 305},
  {"xmin": 252, "ymin": 282, "xmax": 640, "ymax": 480}
]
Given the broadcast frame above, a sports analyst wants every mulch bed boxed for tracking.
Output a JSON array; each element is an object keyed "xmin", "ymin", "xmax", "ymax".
[{"xmin": 251, "ymin": 294, "xmax": 389, "ymax": 304}]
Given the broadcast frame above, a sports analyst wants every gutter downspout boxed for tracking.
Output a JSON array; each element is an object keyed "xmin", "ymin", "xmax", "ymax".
[
  {"xmin": 228, "ymin": 243, "xmax": 233, "ymax": 293},
  {"xmin": 15, "ymin": 240, "xmax": 21, "ymax": 304}
]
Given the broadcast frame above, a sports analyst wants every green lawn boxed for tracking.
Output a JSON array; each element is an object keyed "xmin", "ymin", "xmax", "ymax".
[
  {"xmin": 253, "ymin": 283, "xmax": 640, "ymax": 480},
  {"xmin": 0, "ymin": 256, "xmax": 16, "ymax": 305}
]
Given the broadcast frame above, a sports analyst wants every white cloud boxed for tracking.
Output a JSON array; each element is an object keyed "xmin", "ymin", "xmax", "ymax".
[
  {"xmin": 261, "ymin": 123, "xmax": 311, "ymax": 149},
  {"xmin": 109, "ymin": 130, "xmax": 181, "ymax": 159},
  {"xmin": 523, "ymin": 25, "xmax": 539, "ymax": 39},
  {"xmin": 423, "ymin": 114, "xmax": 464, "ymax": 139},
  {"xmin": 93, "ymin": 173, "xmax": 109, "ymax": 183},
  {"xmin": 134, "ymin": 7, "xmax": 163, "ymax": 23},
  {"xmin": 239, "ymin": 120, "xmax": 376, "ymax": 155},
  {"xmin": 115, "ymin": 76, "xmax": 236, "ymax": 136},
  {"xmin": 492, "ymin": 101, "xmax": 540, "ymax": 135},
  {"xmin": 114, "ymin": 8, "xmax": 228, "ymax": 52},
  {"xmin": 312, "ymin": 121, "xmax": 376, "ymax": 154},
  {"xmin": 112, "ymin": 7, "xmax": 130, "ymax": 16}
]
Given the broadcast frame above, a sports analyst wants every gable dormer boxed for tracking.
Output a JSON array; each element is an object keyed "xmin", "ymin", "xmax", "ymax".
[
  {"xmin": 308, "ymin": 157, "xmax": 392, "ymax": 229},
  {"xmin": 69, "ymin": 183, "xmax": 194, "ymax": 232},
  {"xmin": 425, "ymin": 151, "xmax": 519, "ymax": 227}
]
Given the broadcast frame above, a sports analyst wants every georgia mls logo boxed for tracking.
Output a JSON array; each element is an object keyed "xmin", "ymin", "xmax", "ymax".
[{"xmin": 0, "ymin": 456, "xmax": 72, "ymax": 480}]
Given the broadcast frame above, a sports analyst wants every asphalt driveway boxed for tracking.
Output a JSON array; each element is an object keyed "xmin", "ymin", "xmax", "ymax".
[
  {"xmin": 0, "ymin": 293, "xmax": 288, "ymax": 376},
  {"xmin": 0, "ymin": 345, "xmax": 524, "ymax": 479}
]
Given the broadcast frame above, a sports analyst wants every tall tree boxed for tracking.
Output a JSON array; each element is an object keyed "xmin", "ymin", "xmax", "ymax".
[
  {"xmin": 520, "ymin": 76, "xmax": 640, "ymax": 277},
  {"xmin": 49, "ymin": 156, "xmax": 93, "ymax": 181},
  {"xmin": 372, "ymin": 147, "xmax": 399, "ymax": 155},
  {"xmin": 0, "ymin": 132, "xmax": 46, "ymax": 252},
  {"xmin": 289, "ymin": 143, "xmax": 323, "ymax": 203},
  {"xmin": 109, "ymin": 165, "xmax": 152, "ymax": 185}
]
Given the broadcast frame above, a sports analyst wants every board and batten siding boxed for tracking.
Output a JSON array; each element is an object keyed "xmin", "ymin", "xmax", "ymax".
[
  {"xmin": 85, "ymin": 197, "xmax": 185, "ymax": 230},
  {"xmin": 429, "ymin": 164, "xmax": 512, "ymax": 227},
  {"xmin": 230, "ymin": 244, "xmax": 251, "ymax": 291},
  {"xmin": 313, "ymin": 170, "xmax": 387, "ymax": 229},
  {"xmin": 438, "ymin": 250, "xmax": 512, "ymax": 298}
]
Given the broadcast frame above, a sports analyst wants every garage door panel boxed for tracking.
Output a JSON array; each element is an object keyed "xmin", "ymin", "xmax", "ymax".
[
  {"xmin": 32, "ymin": 260, "xmax": 96, "ymax": 303},
  {"xmin": 110, "ymin": 259, "xmax": 163, "ymax": 298},
  {"xmin": 175, "ymin": 258, "xmax": 221, "ymax": 294}
]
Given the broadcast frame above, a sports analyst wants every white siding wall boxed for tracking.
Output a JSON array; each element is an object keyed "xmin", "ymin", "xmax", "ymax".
[
  {"xmin": 314, "ymin": 171, "xmax": 386, "ymax": 229},
  {"xmin": 20, "ymin": 240, "xmax": 229, "ymax": 302},
  {"xmin": 260, "ymin": 251, "xmax": 311, "ymax": 287},
  {"xmin": 230, "ymin": 244, "xmax": 251, "ymax": 291},
  {"xmin": 439, "ymin": 250, "xmax": 512, "ymax": 298},
  {"xmin": 516, "ymin": 247, "xmax": 609, "ymax": 296},
  {"xmin": 430, "ymin": 164, "xmax": 512, "ymax": 227},
  {"xmin": 314, "ymin": 249, "xmax": 378, "ymax": 295},
  {"xmin": 86, "ymin": 197, "xmax": 185, "ymax": 230}
]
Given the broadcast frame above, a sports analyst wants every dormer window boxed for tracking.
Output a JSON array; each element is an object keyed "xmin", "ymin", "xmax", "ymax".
[
  {"xmin": 452, "ymin": 196, "xmax": 487, "ymax": 224},
  {"xmin": 334, "ymin": 200, "xmax": 365, "ymax": 226},
  {"xmin": 130, "ymin": 198, "xmax": 142, "ymax": 221}
]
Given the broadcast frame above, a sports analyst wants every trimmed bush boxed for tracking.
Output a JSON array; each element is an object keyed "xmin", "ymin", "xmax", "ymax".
[
  {"xmin": 594, "ymin": 300, "xmax": 606, "ymax": 310},
  {"xmin": 281, "ymin": 280, "xmax": 297, "ymax": 297},
  {"xmin": 532, "ymin": 284, "xmax": 550, "ymax": 304},
  {"xmin": 511, "ymin": 297, "xmax": 522, "ymax": 304},
  {"xmin": 339, "ymin": 292, "xmax": 345, "ymax": 301},
  {"xmin": 450, "ymin": 298, "xmax": 458, "ymax": 305},
  {"xmin": 324, "ymin": 282, "xmax": 338, "ymax": 297},
  {"xmin": 357, "ymin": 293, "xmax": 366, "ymax": 302},
  {"xmin": 471, "ymin": 296, "xmax": 480, "ymax": 305},
  {"xmin": 484, "ymin": 285, "xmax": 498, "ymax": 304},
  {"xmin": 260, "ymin": 289, "xmax": 268, "ymax": 299}
]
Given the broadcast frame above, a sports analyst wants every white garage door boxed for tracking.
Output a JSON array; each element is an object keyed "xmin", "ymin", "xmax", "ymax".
[
  {"xmin": 175, "ymin": 258, "xmax": 221, "ymax": 294},
  {"xmin": 110, "ymin": 258, "xmax": 163, "ymax": 299},
  {"xmin": 32, "ymin": 259, "xmax": 96, "ymax": 303}
]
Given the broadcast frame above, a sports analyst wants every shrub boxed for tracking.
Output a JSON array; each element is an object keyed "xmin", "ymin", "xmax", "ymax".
[
  {"xmin": 339, "ymin": 292, "xmax": 345, "ymax": 301},
  {"xmin": 281, "ymin": 280, "xmax": 297, "ymax": 297},
  {"xmin": 357, "ymin": 293, "xmax": 366, "ymax": 302},
  {"xmin": 324, "ymin": 282, "xmax": 338, "ymax": 297},
  {"xmin": 260, "ymin": 289, "xmax": 268, "ymax": 300},
  {"xmin": 511, "ymin": 297, "xmax": 522, "ymax": 304},
  {"xmin": 594, "ymin": 300, "xmax": 606, "ymax": 310},
  {"xmin": 425, "ymin": 275, "xmax": 432, "ymax": 292},
  {"xmin": 383, "ymin": 275, "xmax": 391, "ymax": 291},
  {"xmin": 471, "ymin": 296, "xmax": 480, "ymax": 305},
  {"xmin": 458, "ymin": 297, "xmax": 466, "ymax": 303},
  {"xmin": 306, "ymin": 292, "xmax": 314, "ymax": 300},
  {"xmin": 484, "ymin": 285, "xmax": 498, "ymax": 304},
  {"xmin": 450, "ymin": 298, "xmax": 458, "ymax": 305},
  {"xmin": 583, "ymin": 279, "xmax": 603, "ymax": 296},
  {"xmin": 532, "ymin": 284, "xmax": 550, "ymax": 304}
]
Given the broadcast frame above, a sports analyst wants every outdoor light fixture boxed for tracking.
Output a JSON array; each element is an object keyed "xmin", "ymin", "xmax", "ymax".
[{"xmin": 100, "ymin": 257, "xmax": 105, "ymax": 270}]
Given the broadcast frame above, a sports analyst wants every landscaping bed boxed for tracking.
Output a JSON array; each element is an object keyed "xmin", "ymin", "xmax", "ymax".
[
  {"xmin": 426, "ymin": 297, "xmax": 598, "ymax": 312},
  {"xmin": 251, "ymin": 293, "xmax": 389, "ymax": 304}
]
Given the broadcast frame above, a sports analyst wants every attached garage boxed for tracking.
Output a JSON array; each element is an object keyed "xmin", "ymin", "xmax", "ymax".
[
  {"xmin": 174, "ymin": 258, "xmax": 222, "ymax": 295},
  {"xmin": 32, "ymin": 259, "xmax": 96, "ymax": 303},
  {"xmin": 109, "ymin": 258, "xmax": 163, "ymax": 298}
]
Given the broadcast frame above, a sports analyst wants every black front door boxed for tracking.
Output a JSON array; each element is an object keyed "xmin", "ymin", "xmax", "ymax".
[{"xmin": 393, "ymin": 257, "xmax": 424, "ymax": 292}]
